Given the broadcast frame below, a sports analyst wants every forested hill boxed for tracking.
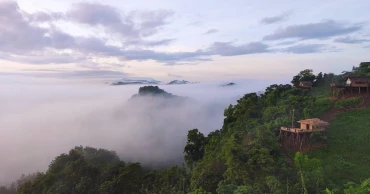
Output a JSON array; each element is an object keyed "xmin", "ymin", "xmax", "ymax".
[
  {"xmin": 1, "ymin": 67, "xmax": 370, "ymax": 194},
  {"xmin": 134, "ymin": 86, "xmax": 177, "ymax": 97},
  {"xmin": 129, "ymin": 85, "xmax": 185, "ymax": 100},
  {"xmin": 127, "ymin": 85, "xmax": 190, "ymax": 109}
]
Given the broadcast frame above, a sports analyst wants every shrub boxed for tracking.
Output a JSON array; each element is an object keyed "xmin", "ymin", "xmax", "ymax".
[
  {"xmin": 335, "ymin": 97, "xmax": 361, "ymax": 108},
  {"xmin": 312, "ymin": 98, "xmax": 334, "ymax": 116}
]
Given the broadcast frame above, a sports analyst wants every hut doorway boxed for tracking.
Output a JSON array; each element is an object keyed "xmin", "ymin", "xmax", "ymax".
[{"xmin": 306, "ymin": 124, "xmax": 310, "ymax": 130}]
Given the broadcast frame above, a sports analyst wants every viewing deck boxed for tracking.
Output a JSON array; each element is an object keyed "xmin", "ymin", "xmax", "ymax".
[{"xmin": 280, "ymin": 127, "xmax": 326, "ymax": 133}]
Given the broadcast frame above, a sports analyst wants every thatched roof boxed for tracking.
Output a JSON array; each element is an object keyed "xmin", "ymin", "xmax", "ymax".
[
  {"xmin": 298, "ymin": 118, "xmax": 329, "ymax": 127},
  {"xmin": 347, "ymin": 77, "xmax": 370, "ymax": 83}
]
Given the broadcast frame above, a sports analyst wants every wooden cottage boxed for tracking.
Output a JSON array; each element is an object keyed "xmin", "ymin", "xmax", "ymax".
[
  {"xmin": 280, "ymin": 118, "xmax": 329, "ymax": 133},
  {"xmin": 280, "ymin": 118, "xmax": 329, "ymax": 151},
  {"xmin": 331, "ymin": 62, "xmax": 370, "ymax": 98},
  {"xmin": 331, "ymin": 76, "xmax": 370, "ymax": 97},
  {"xmin": 297, "ymin": 118, "xmax": 329, "ymax": 131},
  {"xmin": 298, "ymin": 81, "xmax": 313, "ymax": 88},
  {"xmin": 346, "ymin": 77, "xmax": 370, "ymax": 87}
]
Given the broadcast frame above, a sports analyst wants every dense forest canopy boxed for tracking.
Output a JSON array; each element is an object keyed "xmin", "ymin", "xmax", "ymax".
[{"xmin": 1, "ymin": 64, "xmax": 370, "ymax": 194}]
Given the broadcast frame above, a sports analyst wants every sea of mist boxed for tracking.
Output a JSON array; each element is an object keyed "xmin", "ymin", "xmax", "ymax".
[{"xmin": 0, "ymin": 75, "xmax": 288, "ymax": 185}]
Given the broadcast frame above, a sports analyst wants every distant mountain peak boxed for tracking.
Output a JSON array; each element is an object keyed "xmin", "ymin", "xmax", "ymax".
[
  {"xmin": 137, "ymin": 86, "xmax": 173, "ymax": 97},
  {"xmin": 129, "ymin": 86, "xmax": 187, "ymax": 101},
  {"xmin": 111, "ymin": 77, "xmax": 161, "ymax": 85},
  {"xmin": 221, "ymin": 82, "xmax": 236, "ymax": 87},
  {"xmin": 167, "ymin": 80, "xmax": 198, "ymax": 85}
]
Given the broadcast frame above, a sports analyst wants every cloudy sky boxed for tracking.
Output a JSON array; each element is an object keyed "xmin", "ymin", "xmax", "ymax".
[{"xmin": 0, "ymin": 0, "xmax": 369, "ymax": 82}]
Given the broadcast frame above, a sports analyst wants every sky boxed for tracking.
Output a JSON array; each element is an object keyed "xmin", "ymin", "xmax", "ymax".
[{"xmin": 0, "ymin": 0, "xmax": 369, "ymax": 82}]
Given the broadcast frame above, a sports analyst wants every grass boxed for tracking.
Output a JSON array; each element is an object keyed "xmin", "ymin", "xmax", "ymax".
[
  {"xmin": 308, "ymin": 106, "xmax": 370, "ymax": 188},
  {"xmin": 335, "ymin": 97, "xmax": 361, "ymax": 108},
  {"xmin": 310, "ymin": 82, "xmax": 331, "ymax": 98},
  {"xmin": 312, "ymin": 97, "xmax": 334, "ymax": 117},
  {"xmin": 306, "ymin": 78, "xmax": 334, "ymax": 117}
]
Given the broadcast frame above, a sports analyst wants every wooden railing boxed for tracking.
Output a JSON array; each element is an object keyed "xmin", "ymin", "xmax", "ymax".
[{"xmin": 280, "ymin": 127, "xmax": 325, "ymax": 133}]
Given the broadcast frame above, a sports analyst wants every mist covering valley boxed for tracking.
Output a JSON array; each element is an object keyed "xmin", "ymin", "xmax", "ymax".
[{"xmin": 0, "ymin": 76, "xmax": 284, "ymax": 185}]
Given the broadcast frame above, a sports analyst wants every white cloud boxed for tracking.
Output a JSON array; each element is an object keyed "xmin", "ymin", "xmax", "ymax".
[{"xmin": 0, "ymin": 76, "xmax": 280, "ymax": 185}]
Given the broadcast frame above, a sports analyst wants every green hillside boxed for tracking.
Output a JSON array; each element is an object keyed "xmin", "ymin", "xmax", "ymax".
[{"xmin": 309, "ymin": 106, "xmax": 370, "ymax": 189}]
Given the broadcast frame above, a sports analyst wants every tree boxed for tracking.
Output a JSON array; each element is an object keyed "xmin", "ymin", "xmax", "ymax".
[
  {"xmin": 188, "ymin": 187, "xmax": 212, "ymax": 194},
  {"xmin": 344, "ymin": 178, "xmax": 370, "ymax": 194},
  {"xmin": 299, "ymin": 69, "xmax": 316, "ymax": 82},
  {"xmin": 217, "ymin": 184, "xmax": 238, "ymax": 194},
  {"xmin": 114, "ymin": 163, "xmax": 144, "ymax": 193},
  {"xmin": 291, "ymin": 75, "xmax": 301, "ymax": 86},
  {"xmin": 190, "ymin": 159, "xmax": 226, "ymax": 193},
  {"xmin": 316, "ymin": 72, "xmax": 323, "ymax": 81},
  {"xmin": 233, "ymin": 185, "xmax": 257, "ymax": 194},
  {"xmin": 265, "ymin": 176, "xmax": 283, "ymax": 194},
  {"xmin": 184, "ymin": 129, "xmax": 207, "ymax": 168},
  {"xmin": 291, "ymin": 69, "xmax": 316, "ymax": 86},
  {"xmin": 314, "ymin": 72, "xmax": 323, "ymax": 85},
  {"xmin": 294, "ymin": 152, "xmax": 324, "ymax": 194},
  {"xmin": 0, "ymin": 185, "xmax": 16, "ymax": 194}
]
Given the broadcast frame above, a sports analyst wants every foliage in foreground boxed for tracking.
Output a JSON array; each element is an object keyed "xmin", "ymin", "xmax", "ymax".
[{"xmin": 5, "ymin": 146, "xmax": 189, "ymax": 194}]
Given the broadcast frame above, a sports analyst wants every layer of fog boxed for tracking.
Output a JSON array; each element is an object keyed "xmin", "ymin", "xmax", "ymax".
[{"xmin": 0, "ymin": 75, "xmax": 288, "ymax": 185}]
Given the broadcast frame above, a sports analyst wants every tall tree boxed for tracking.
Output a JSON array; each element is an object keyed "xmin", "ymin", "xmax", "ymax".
[
  {"xmin": 184, "ymin": 129, "xmax": 207, "ymax": 168},
  {"xmin": 291, "ymin": 69, "xmax": 316, "ymax": 86}
]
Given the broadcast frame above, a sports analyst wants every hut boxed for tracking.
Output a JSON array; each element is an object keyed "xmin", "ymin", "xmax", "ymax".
[
  {"xmin": 346, "ymin": 77, "xmax": 370, "ymax": 87},
  {"xmin": 297, "ymin": 118, "xmax": 329, "ymax": 131},
  {"xmin": 280, "ymin": 118, "xmax": 329, "ymax": 133},
  {"xmin": 346, "ymin": 76, "xmax": 370, "ymax": 94},
  {"xmin": 298, "ymin": 81, "xmax": 312, "ymax": 88},
  {"xmin": 331, "ymin": 76, "xmax": 370, "ymax": 97},
  {"xmin": 280, "ymin": 118, "xmax": 329, "ymax": 151}
]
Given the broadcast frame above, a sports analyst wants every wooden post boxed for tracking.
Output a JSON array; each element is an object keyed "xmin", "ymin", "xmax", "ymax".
[
  {"xmin": 292, "ymin": 109, "xmax": 295, "ymax": 128},
  {"xmin": 279, "ymin": 130, "xmax": 282, "ymax": 140}
]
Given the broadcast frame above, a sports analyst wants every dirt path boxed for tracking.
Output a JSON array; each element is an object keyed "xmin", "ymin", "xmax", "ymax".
[{"xmin": 320, "ymin": 96, "xmax": 370, "ymax": 121}]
